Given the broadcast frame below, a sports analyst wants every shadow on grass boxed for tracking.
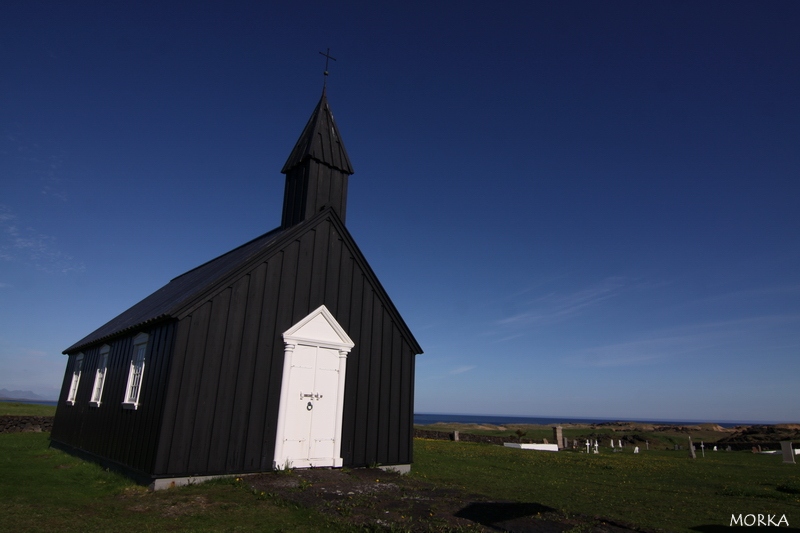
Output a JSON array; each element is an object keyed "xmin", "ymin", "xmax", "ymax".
[{"xmin": 455, "ymin": 501, "xmax": 557, "ymax": 530}]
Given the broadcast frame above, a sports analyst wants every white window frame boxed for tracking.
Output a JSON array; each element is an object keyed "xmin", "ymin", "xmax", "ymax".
[
  {"xmin": 122, "ymin": 332, "xmax": 148, "ymax": 410},
  {"xmin": 66, "ymin": 353, "xmax": 84, "ymax": 405},
  {"xmin": 89, "ymin": 345, "xmax": 110, "ymax": 407}
]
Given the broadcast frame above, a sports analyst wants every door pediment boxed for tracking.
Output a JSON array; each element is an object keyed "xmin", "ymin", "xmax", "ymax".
[{"xmin": 283, "ymin": 305, "xmax": 354, "ymax": 350}]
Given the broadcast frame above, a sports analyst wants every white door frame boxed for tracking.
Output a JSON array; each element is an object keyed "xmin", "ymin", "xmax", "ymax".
[{"xmin": 273, "ymin": 305, "xmax": 354, "ymax": 469}]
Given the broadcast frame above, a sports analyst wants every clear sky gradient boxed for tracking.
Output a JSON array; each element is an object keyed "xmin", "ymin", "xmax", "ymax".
[{"xmin": 2, "ymin": 1, "xmax": 798, "ymax": 423}]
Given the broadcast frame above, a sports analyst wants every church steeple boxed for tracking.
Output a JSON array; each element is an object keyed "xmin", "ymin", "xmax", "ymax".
[{"xmin": 281, "ymin": 88, "xmax": 354, "ymax": 228}]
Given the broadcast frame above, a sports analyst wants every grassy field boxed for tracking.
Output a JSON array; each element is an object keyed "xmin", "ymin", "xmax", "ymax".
[
  {"xmin": 0, "ymin": 432, "xmax": 354, "ymax": 532},
  {"xmin": 1, "ymin": 405, "xmax": 798, "ymax": 532},
  {"xmin": 413, "ymin": 438, "xmax": 800, "ymax": 532},
  {"xmin": 0, "ymin": 401, "xmax": 57, "ymax": 416}
]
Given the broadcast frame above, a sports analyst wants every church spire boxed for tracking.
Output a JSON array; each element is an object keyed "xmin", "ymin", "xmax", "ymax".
[{"xmin": 280, "ymin": 88, "xmax": 354, "ymax": 228}]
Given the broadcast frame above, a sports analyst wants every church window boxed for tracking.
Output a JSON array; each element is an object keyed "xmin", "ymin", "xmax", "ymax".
[
  {"xmin": 66, "ymin": 353, "xmax": 84, "ymax": 405},
  {"xmin": 123, "ymin": 333, "xmax": 148, "ymax": 409},
  {"xmin": 89, "ymin": 345, "xmax": 110, "ymax": 407}
]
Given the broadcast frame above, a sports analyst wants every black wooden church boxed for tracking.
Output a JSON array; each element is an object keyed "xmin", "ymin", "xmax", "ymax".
[{"xmin": 51, "ymin": 88, "xmax": 422, "ymax": 488}]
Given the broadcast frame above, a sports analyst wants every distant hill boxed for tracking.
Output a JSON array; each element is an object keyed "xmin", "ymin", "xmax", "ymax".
[{"xmin": 0, "ymin": 389, "xmax": 50, "ymax": 401}]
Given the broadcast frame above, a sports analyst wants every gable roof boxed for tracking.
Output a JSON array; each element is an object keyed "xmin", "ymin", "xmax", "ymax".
[
  {"xmin": 64, "ymin": 208, "xmax": 421, "ymax": 355},
  {"xmin": 281, "ymin": 88, "xmax": 354, "ymax": 175}
]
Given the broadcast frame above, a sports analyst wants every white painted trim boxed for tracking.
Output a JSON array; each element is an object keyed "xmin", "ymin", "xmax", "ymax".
[
  {"xmin": 272, "ymin": 342, "xmax": 296, "ymax": 470},
  {"xmin": 89, "ymin": 345, "xmax": 110, "ymax": 407},
  {"xmin": 123, "ymin": 332, "xmax": 149, "ymax": 409},
  {"xmin": 332, "ymin": 348, "xmax": 348, "ymax": 468},
  {"xmin": 283, "ymin": 305, "xmax": 354, "ymax": 351},
  {"xmin": 66, "ymin": 353, "xmax": 84, "ymax": 405},
  {"xmin": 274, "ymin": 305, "xmax": 353, "ymax": 470}
]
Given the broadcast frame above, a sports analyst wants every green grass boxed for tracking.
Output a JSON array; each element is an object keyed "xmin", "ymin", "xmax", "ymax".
[
  {"xmin": 0, "ymin": 401, "xmax": 57, "ymax": 416},
  {"xmin": 3, "ymin": 429, "xmax": 798, "ymax": 532},
  {"xmin": 0, "ymin": 432, "xmax": 354, "ymax": 532},
  {"xmin": 411, "ymin": 439, "xmax": 800, "ymax": 532}
]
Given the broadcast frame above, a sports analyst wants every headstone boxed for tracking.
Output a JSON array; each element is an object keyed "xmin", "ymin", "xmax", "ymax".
[
  {"xmin": 563, "ymin": 436, "xmax": 569, "ymax": 449},
  {"xmin": 553, "ymin": 426, "xmax": 563, "ymax": 450},
  {"xmin": 574, "ymin": 439, "xmax": 578, "ymax": 448},
  {"xmin": 451, "ymin": 431, "xmax": 459, "ymax": 442},
  {"xmin": 781, "ymin": 441, "xmax": 796, "ymax": 464},
  {"xmin": 726, "ymin": 445, "xmax": 732, "ymax": 452},
  {"xmin": 619, "ymin": 439, "xmax": 623, "ymax": 448},
  {"xmin": 674, "ymin": 444, "xmax": 679, "ymax": 451},
  {"xmin": 752, "ymin": 446, "xmax": 759, "ymax": 454},
  {"xmin": 689, "ymin": 438, "xmax": 696, "ymax": 459},
  {"xmin": 700, "ymin": 441, "xmax": 705, "ymax": 458},
  {"xmin": 610, "ymin": 439, "xmax": 615, "ymax": 448},
  {"xmin": 634, "ymin": 446, "xmax": 639, "ymax": 454},
  {"xmin": 594, "ymin": 440, "xmax": 599, "ymax": 454},
  {"xmin": 586, "ymin": 440, "xmax": 591, "ymax": 453},
  {"xmin": 713, "ymin": 446, "xmax": 717, "ymax": 452},
  {"xmin": 646, "ymin": 440, "xmax": 649, "ymax": 451},
  {"xmin": 543, "ymin": 438, "xmax": 548, "ymax": 444}
]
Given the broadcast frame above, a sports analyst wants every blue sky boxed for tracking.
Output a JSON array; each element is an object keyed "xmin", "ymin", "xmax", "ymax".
[{"xmin": 1, "ymin": 1, "xmax": 798, "ymax": 423}]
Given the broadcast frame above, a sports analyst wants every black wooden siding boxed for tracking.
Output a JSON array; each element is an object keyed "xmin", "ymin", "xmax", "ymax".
[
  {"xmin": 282, "ymin": 159, "xmax": 349, "ymax": 228},
  {"xmin": 51, "ymin": 322, "xmax": 175, "ymax": 478},
  {"xmin": 152, "ymin": 215, "xmax": 416, "ymax": 477}
]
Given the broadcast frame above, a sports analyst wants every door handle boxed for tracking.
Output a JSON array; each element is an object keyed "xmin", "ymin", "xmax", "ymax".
[{"xmin": 300, "ymin": 392, "xmax": 323, "ymax": 400}]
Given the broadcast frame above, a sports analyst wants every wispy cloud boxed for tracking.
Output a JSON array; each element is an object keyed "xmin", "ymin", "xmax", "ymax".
[
  {"xmin": 0, "ymin": 205, "xmax": 84, "ymax": 274},
  {"xmin": 564, "ymin": 314, "xmax": 800, "ymax": 368},
  {"xmin": 450, "ymin": 365, "xmax": 476, "ymax": 375},
  {"xmin": 496, "ymin": 277, "xmax": 627, "ymax": 329}
]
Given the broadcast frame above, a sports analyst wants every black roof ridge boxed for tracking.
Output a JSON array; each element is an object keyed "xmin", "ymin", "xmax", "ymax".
[{"xmin": 169, "ymin": 226, "xmax": 284, "ymax": 282}]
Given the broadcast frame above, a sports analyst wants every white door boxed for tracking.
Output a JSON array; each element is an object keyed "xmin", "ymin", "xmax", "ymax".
[
  {"xmin": 282, "ymin": 345, "xmax": 340, "ymax": 463},
  {"xmin": 273, "ymin": 305, "xmax": 354, "ymax": 470}
]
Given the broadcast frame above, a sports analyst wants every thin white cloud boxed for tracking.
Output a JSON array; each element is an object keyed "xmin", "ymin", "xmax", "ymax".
[
  {"xmin": 0, "ymin": 205, "xmax": 84, "ymax": 273},
  {"xmin": 450, "ymin": 365, "xmax": 476, "ymax": 375},
  {"xmin": 496, "ymin": 277, "xmax": 627, "ymax": 329},
  {"xmin": 564, "ymin": 314, "xmax": 800, "ymax": 368}
]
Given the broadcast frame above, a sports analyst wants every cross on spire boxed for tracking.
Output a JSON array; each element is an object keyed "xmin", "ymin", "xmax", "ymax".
[{"xmin": 319, "ymin": 48, "xmax": 336, "ymax": 88}]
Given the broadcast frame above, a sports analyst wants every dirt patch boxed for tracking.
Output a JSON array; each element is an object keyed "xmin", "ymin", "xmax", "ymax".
[{"xmin": 245, "ymin": 468, "xmax": 647, "ymax": 532}]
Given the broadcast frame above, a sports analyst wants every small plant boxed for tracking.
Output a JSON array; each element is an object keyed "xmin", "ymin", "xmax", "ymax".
[{"xmin": 515, "ymin": 429, "xmax": 527, "ymax": 442}]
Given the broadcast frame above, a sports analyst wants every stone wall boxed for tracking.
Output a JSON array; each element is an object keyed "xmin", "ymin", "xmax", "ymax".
[
  {"xmin": 414, "ymin": 428, "xmax": 527, "ymax": 445},
  {"xmin": 0, "ymin": 415, "xmax": 53, "ymax": 434}
]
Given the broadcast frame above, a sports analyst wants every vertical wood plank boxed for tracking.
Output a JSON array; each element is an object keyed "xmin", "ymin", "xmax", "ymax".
[
  {"xmin": 168, "ymin": 303, "xmax": 213, "ymax": 473},
  {"xmin": 187, "ymin": 290, "xmax": 231, "ymax": 473},
  {"xmin": 206, "ymin": 275, "xmax": 250, "ymax": 473},
  {"xmin": 226, "ymin": 262, "xmax": 267, "ymax": 472},
  {"xmin": 244, "ymin": 258, "xmax": 282, "ymax": 471}
]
